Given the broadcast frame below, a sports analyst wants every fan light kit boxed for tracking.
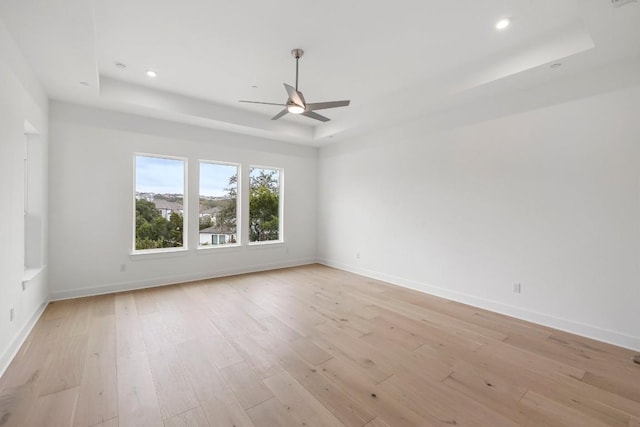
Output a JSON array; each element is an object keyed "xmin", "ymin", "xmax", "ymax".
[
  {"xmin": 496, "ymin": 18, "xmax": 511, "ymax": 30},
  {"xmin": 239, "ymin": 49, "xmax": 350, "ymax": 122},
  {"xmin": 287, "ymin": 104, "xmax": 305, "ymax": 114}
]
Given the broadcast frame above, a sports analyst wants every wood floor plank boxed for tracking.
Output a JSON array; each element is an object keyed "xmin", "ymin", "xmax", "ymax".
[
  {"xmin": 73, "ymin": 315, "xmax": 118, "ymax": 427},
  {"xmin": 23, "ymin": 386, "xmax": 80, "ymax": 427},
  {"xmin": 442, "ymin": 358, "xmax": 529, "ymax": 424},
  {"xmin": 263, "ymin": 371, "xmax": 344, "ymax": 427},
  {"xmin": 218, "ymin": 361, "xmax": 272, "ymax": 410},
  {"xmin": 0, "ymin": 370, "xmax": 40, "ymax": 427},
  {"xmin": 231, "ymin": 333, "xmax": 285, "ymax": 379},
  {"xmin": 1, "ymin": 265, "xmax": 638, "ymax": 426},
  {"xmin": 147, "ymin": 347, "xmax": 199, "ymax": 420},
  {"xmin": 363, "ymin": 418, "xmax": 392, "ymax": 427},
  {"xmin": 360, "ymin": 316, "xmax": 424, "ymax": 351},
  {"xmin": 175, "ymin": 338, "xmax": 228, "ymax": 402},
  {"xmin": 28, "ymin": 316, "xmax": 72, "ymax": 347},
  {"xmin": 37, "ymin": 334, "xmax": 88, "ymax": 396},
  {"xmin": 261, "ymin": 315, "xmax": 303, "ymax": 342},
  {"xmin": 288, "ymin": 337, "xmax": 333, "ymax": 366},
  {"xmin": 505, "ymin": 331, "xmax": 638, "ymax": 378},
  {"xmin": 275, "ymin": 351, "xmax": 375, "ymax": 427},
  {"xmin": 117, "ymin": 351, "xmax": 163, "ymax": 427},
  {"xmin": 115, "ymin": 292, "xmax": 146, "ymax": 358},
  {"xmin": 91, "ymin": 294, "xmax": 116, "ymax": 318},
  {"xmin": 313, "ymin": 323, "xmax": 394, "ymax": 384},
  {"xmin": 0, "ymin": 331, "xmax": 50, "ymax": 395},
  {"xmin": 378, "ymin": 307, "xmax": 487, "ymax": 353},
  {"xmin": 199, "ymin": 321, "xmax": 245, "ymax": 369},
  {"xmin": 160, "ymin": 310, "xmax": 197, "ymax": 346},
  {"xmin": 200, "ymin": 388, "xmax": 255, "ymax": 427},
  {"xmin": 67, "ymin": 298, "xmax": 93, "ymax": 337},
  {"xmin": 139, "ymin": 312, "xmax": 175, "ymax": 355},
  {"xmin": 476, "ymin": 340, "xmax": 587, "ymax": 380},
  {"xmin": 164, "ymin": 406, "xmax": 210, "ymax": 427},
  {"xmin": 133, "ymin": 289, "xmax": 158, "ymax": 315},
  {"xmin": 41, "ymin": 299, "xmax": 77, "ymax": 321},
  {"xmin": 319, "ymin": 356, "xmax": 434, "ymax": 426},
  {"xmin": 582, "ymin": 371, "xmax": 640, "ymax": 404},
  {"xmin": 95, "ymin": 417, "xmax": 118, "ymax": 427},
  {"xmin": 526, "ymin": 376, "xmax": 634, "ymax": 426},
  {"xmin": 520, "ymin": 389, "xmax": 613, "ymax": 427},
  {"xmin": 382, "ymin": 372, "xmax": 520, "ymax": 427},
  {"xmin": 211, "ymin": 311, "xmax": 268, "ymax": 340},
  {"xmin": 245, "ymin": 397, "xmax": 300, "ymax": 427}
]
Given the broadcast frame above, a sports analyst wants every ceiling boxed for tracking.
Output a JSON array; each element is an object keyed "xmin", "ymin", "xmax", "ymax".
[{"xmin": 1, "ymin": 0, "xmax": 639, "ymax": 146}]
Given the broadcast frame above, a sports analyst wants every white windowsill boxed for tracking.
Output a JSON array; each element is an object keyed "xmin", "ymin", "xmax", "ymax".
[
  {"xmin": 130, "ymin": 247, "xmax": 188, "ymax": 260},
  {"xmin": 23, "ymin": 265, "xmax": 46, "ymax": 285},
  {"xmin": 247, "ymin": 240, "xmax": 285, "ymax": 250},
  {"xmin": 197, "ymin": 244, "xmax": 242, "ymax": 253}
]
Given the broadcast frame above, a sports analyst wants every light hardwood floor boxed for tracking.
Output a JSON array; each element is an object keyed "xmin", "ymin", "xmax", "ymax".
[{"xmin": 1, "ymin": 264, "xmax": 639, "ymax": 426}]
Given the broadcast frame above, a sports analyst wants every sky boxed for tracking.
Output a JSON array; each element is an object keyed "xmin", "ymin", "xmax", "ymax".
[
  {"xmin": 135, "ymin": 156, "xmax": 237, "ymax": 197},
  {"xmin": 200, "ymin": 162, "xmax": 237, "ymax": 197},
  {"xmin": 135, "ymin": 156, "xmax": 278, "ymax": 196},
  {"xmin": 135, "ymin": 156, "xmax": 184, "ymax": 194}
]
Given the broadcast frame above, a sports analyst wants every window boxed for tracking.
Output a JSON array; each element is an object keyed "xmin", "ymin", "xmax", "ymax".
[
  {"xmin": 199, "ymin": 162, "xmax": 239, "ymax": 247},
  {"xmin": 134, "ymin": 155, "xmax": 186, "ymax": 251},
  {"xmin": 23, "ymin": 127, "xmax": 44, "ymax": 273},
  {"xmin": 23, "ymin": 135, "xmax": 28, "ymax": 267},
  {"xmin": 249, "ymin": 166, "xmax": 282, "ymax": 243}
]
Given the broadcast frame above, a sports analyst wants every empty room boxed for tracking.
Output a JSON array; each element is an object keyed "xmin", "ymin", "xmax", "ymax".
[{"xmin": 1, "ymin": 0, "xmax": 639, "ymax": 426}]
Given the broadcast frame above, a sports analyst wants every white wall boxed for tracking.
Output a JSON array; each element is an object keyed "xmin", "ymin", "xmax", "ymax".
[
  {"xmin": 318, "ymin": 85, "xmax": 640, "ymax": 350},
  {"xmin": 48, "ymin": 102, "xmax": 318, "ymax": 299},
  {"xmin": 0, "ymin": 20, "xmax": 49, "ymax": 374}
]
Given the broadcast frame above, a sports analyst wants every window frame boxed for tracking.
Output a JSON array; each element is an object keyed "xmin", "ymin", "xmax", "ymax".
[
  {"xmin": 197, "ymin": 159, "xmax": 241, "ymax": 250},
  {"xmin": 132, "ymin": 153, "xmax": 188, "ymax": 255},
  {"xmin": 247, "ymin": 165, "xmax": 284, "ymax": 246}
]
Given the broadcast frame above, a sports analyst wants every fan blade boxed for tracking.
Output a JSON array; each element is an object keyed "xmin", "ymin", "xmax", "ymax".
[
  {"xmin": 239, "ymin": 100, "xmax": 286, "ymax": 106},
  {"xmin": 302, "ymin": 110, "xmax": 330, "ymax": 122},
  {"xmin": 306, "ymin": 100, "xmax": 350, "ymax": 111},
  {"xmin": 284, "ymin": 83, "xmax": 305, "ymax": 107},
  {"xmin": 297, "ymin": 91, "xmax": 306, "ymax": 106},
  {"xmin": 271, "ymin": 109, "xmax": 289, "ymax": 120}
]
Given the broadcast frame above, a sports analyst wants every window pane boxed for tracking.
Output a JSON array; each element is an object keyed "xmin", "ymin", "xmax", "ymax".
[
  {"xmin": 249, "ymin": 167, "xmax": 281, "ymax": 242},
  {"xmin": 134, "ymin": 155, "xmax": 185, "ymax": 250},
  {"xmin": 199, "ymin": 162, "xmax": 238, "ymax": 247}
]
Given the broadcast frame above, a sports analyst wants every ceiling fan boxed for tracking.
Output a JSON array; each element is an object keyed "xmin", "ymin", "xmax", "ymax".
[{"xmin": 239, "ymin": 49, "xmax": 350, "ymax": 122}]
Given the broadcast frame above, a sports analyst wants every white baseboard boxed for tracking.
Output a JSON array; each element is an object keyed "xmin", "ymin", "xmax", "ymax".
[
  {"xmin": 318, "ymin": 258, "xmax": 640, "ymax": 352},
  {"xmin": 49, "ymin": 258, "xmax": 318, "ymax": 301},
  {"xmin": 0, "ymin": 300, "xmax": 48, "ymax": 378}
]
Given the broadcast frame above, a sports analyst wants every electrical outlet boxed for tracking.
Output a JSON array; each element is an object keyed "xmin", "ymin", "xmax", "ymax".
[
  {"xmin": 513, "ymin": 283, "xmax": 522, "ymax": 294},
  {"xmin": 10, "ymin": 308, "xmax": 14, "ymax": 322},
  {"xmin": 120, "ymin": 264, "xmax": 126, "ymax": 272}
]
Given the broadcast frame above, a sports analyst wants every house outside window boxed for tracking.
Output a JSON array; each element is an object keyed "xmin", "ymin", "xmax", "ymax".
[{"xmin": 199, "ymin": 161, "xmax": 239, "ymax": 247}]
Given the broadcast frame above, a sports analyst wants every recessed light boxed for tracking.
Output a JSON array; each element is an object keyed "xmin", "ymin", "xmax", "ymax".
[
  {"xmin": 146, "ymin": 70, "xmax": 157, "ymax": 78},
  {"xmin": 114, "ymin": 62, "xmax": 127, "ymax": 69},
  {"xmin": 79, "ymin": 81, "xmax": 89, "ymax": 86},
  {"xmin": 496, "ymin": 18, "xmax": 511, "ymax": 30},
  {"xmin": 550, "ymin": 63, "xmax": 562, "ymax": 69}
]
